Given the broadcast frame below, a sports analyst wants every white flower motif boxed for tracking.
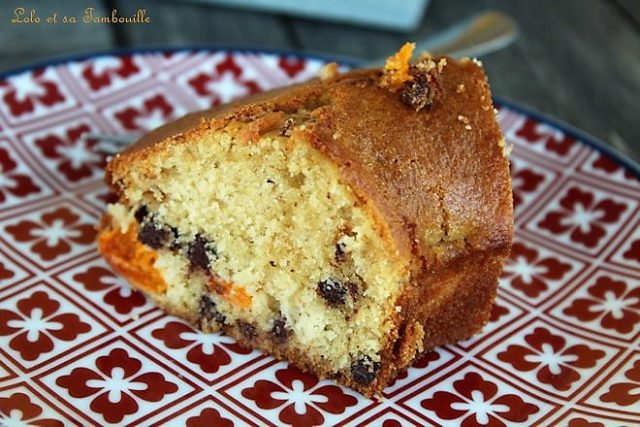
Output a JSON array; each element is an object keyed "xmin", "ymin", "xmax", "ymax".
[
  {"xmin": 6, "ymin": 72, "xmax": 47, "ymax": 101},
  {"xmin": 206, "ymin": 72, "xmax": 249, "ymax": 102},
  {"xmin": 560, "ymin": 202, "xmax": 602, "ymax": 232},
  {"xmin": 524, "ymin": 343, "xmax": 578, "ymax": 375},
  {"xmin": 589, "ymin": 290, "xmax": 639, "ymax": 320},
  {"xmin": 180, "ymin": 331, "xmax": 236, "ymax": 355},
  {"xmin": 0, "ymin": 172, "xmax": 18, "ymax": 188},
  {"xmin": 30, "ymin": 219, "xmax": 81, "ymax": 246},
  {"xmin": 56, "ymin": 140, "xmax": 101, "ymax": 169},
  {"xmin": 504, "ymin": 255, "xmax": 547, "ymax": 284},
  {"xmin": 1, "ymin": 410, "xmax": 32, "ymax": 427},
  {"xmin": 86, "ymin": 367, "xmax": 147, "ymax": 403},
  {"xmin": 7, "ymin": 308, "xmax": 62, "ymax": 342},
  {"xmin": 271, "ymin": 379, "xmax": 329, "ymax": 415},
  {"xmin": 450, "ymin": 390, "xmax": 509, "ymax": 424}
]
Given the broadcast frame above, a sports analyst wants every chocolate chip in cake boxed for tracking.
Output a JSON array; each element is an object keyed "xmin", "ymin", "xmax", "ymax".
[
  {"xmin": 237, "ymin": 320, "xmax": 257, "ymax": 341},
  {"xmin": 334, "ymin": 242, "xmax": 348, "ymax": 263},
  {"xmin": 134, "ymin": 205, "xmax": 149, "ymax": 223},
  {"xmin": 401, "ymin": 60, "xmax": 444, "ymax": 112},
  {"xmin": 271, "ymin": 314, "xmax": 289, "ymax": 344},
  {"xmin": 138, "ymin": 221, "xmax": 171, "ymax": 249},
  {"xmin": 280, "ymin": 117, "xmax": 295, "ymax": 137},
  {"xmin": 169, "ymin": 227, "xmax": 181, "ymax": 251},
  {"xmin": 317, "ymin": 278, "xmax": 347, "ymax": 306},
  {"xmin": 351, "ymin": 355, "xmax": 380, "ymax": 385},
  {"xmin": 347, "ymin": 281, "xmax": 360, "ymax": 300},
  {"xmin": 199, "ymin": 295, "xmax": 225, "ymax": 324},
  {"xmin": 402, "ymin": 72, "xmax": 435, "ymax": 112},
  {"xmin": 188, "ymin": 234, "xmax": 217, "ymax": 272}
]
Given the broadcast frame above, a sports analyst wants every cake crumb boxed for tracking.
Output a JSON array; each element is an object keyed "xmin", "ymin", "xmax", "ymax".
[
  {"xmin": 458, "ymin": 115, "xmax": 472, "ymax": 130},
  {"xmin": 456, "ymin": 83, "xmax": 465, "ymax": 93},
  {"xmin": 395, "ymin": 306, "xmax": 402, "ymax": 313},
  {"xmin": 498, "ymin": 138, "xmax": 514, "ymax": 157},
  {"xmin": 413, "ymin": 58, "xmax": 436, "ymax": 73},
  {"xmin": 472, "ymin": 58, "xmax": 483, "ymax": 66},
  {"xmin": 457, "ymin": 115, "xmax": 470, "ymax": 125},
  {"xmin": 437, "ymin": 58, "xmax": 447, "ymax": 73},
  {"xmin": 319, "ymin": 62, "xmax": 339, "ymax": 81},
  {"xmin": 504, "ymin": 143, "xmax": 514, "ymax": 157}
]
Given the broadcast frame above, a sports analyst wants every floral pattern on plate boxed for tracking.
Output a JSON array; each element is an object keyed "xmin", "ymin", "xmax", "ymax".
[{"xmin": 0, "ymin": 50, "xmax": 638, "ymax": 426}]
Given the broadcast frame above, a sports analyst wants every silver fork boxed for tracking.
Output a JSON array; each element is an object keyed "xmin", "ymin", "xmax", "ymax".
[
  {"xmin": 86, "ymin": 132, "xmax": 140, "ymax": 154},
  {"xmin": 85, "ymin": 11, "xmax": 518, "ymax": 155}
]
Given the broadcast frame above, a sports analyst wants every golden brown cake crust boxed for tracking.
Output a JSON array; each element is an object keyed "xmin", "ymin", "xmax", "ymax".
[
  {"xmin": 109, "ymin": 59, "xmax": 512, "ymax": 267},
  {"xmin": 104, "ymin": 58, "xmax": 513, "ymax": 397}
]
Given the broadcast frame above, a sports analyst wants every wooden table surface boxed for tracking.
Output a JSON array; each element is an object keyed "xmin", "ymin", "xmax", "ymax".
[{"xmin": 1, "ymin": 0, "xmax": 639, "ymax": 162}]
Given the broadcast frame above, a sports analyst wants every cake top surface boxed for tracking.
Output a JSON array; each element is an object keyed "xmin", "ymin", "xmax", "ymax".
[{"xmin": 109, "ymin": 55, "xmax": 513, "ymax": 270}]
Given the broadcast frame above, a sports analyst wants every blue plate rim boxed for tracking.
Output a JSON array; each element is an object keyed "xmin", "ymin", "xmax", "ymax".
[{"xmin": 1, "ymin": 45, "xmax": 638, "ymax": 179}]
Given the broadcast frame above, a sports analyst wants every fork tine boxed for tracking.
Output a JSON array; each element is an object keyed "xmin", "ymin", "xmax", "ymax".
[
  {"xmin": 83, "ymin": 132, "xmax": 138, "ymax": 145},
  {"xmin": 95, "ymin": 141, "xmax": 128, "ymax": 155},
  {"xmin": 83, "ymin": 132, "xmax": 139, "ymax": 155}
]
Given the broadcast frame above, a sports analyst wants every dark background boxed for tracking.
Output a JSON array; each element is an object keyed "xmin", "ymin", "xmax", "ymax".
[{"xmin": 1, "ymin": 0, "xmax": 639, "ymax": 161}]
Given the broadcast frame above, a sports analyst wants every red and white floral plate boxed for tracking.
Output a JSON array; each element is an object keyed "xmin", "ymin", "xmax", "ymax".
[{"xmin": 0, "ymin": 49, "xmax": 638, "ymax": 427}]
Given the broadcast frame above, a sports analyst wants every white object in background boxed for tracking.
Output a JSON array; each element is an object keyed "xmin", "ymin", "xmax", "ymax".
[{"xmin": 184, "ymin": 0, "xmax": 430, "ymax": 31}]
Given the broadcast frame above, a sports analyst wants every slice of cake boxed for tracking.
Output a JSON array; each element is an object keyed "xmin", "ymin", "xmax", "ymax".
[{"xmin": 97, "ymin": 47, "xmax": 513, "ymax": 397}]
